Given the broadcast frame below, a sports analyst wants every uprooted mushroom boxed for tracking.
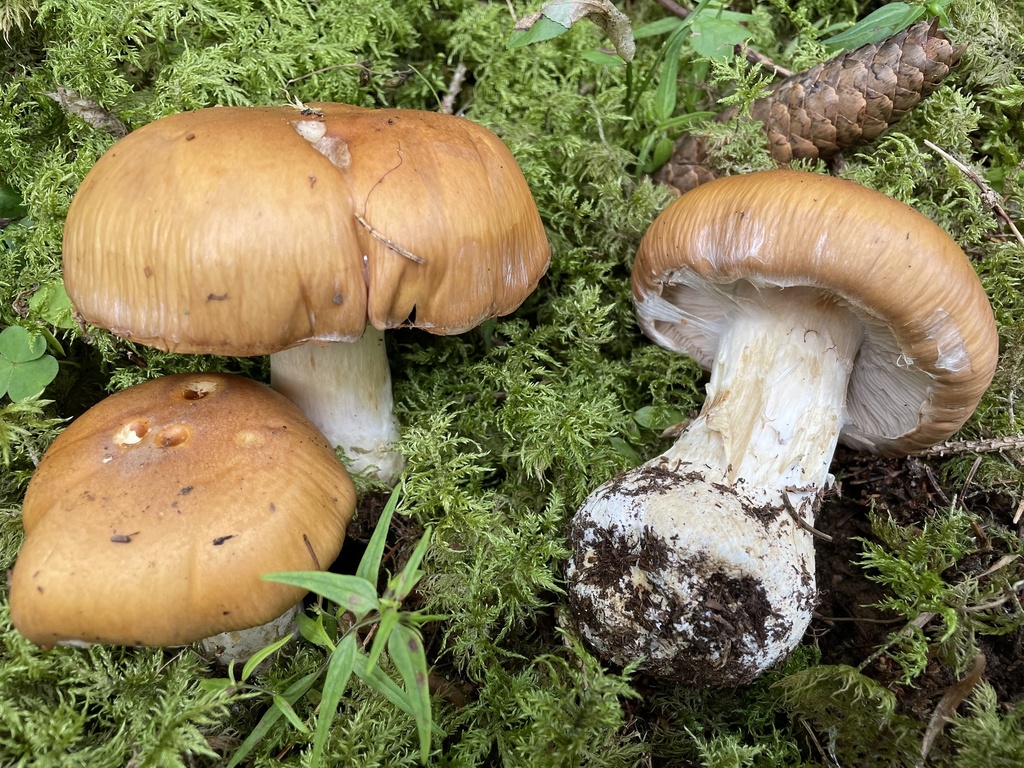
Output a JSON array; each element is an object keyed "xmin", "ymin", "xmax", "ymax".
[
  {"xmin": 566, "ymin": 169, "xmax": 999, "ymax": 686},
  {"xmin": 62, "ymin": 103, "xmax": 550, "ymax": 483}
]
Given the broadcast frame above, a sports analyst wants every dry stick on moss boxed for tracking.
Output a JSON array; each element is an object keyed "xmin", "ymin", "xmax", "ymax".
[
  {"xmin": 46, "ymin": 87, "xmax": 127, "ymax": 137},
  {"xmin": 912, "ymin": 434, "xmax": 1024, "ymax": 458},
  {"xmin": 924, "ymin": 139, "xmax": 1024, "ymax": 248},
  {"xmin": 656, "ymin": 19, "xmax": 964, "ymax": 193},
  {"xmin": 920, "ymin": 652, "xmax": 987, "ymax": 762},
  {"xmin": 440, "ymin": 62, "xmax": 469, "ymax": 115}
]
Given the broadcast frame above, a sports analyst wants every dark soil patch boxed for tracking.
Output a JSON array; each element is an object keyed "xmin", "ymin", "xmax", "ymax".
[
  {"xmin": 568, "ymin": 520, "xmax": 787, "ymax": 687},
  {"xmin": 811, "ymin": 447, "xmax": 1024, "ymax": 710}
]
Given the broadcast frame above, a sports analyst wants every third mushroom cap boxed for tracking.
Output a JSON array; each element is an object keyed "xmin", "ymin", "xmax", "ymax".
[
  {"xmin": 567, "ymin": 169, "xmax": 999, "ymax": 686},
  {"xmin": 62, "ymin": 103, "xmax": 551, "ymax": 482}
]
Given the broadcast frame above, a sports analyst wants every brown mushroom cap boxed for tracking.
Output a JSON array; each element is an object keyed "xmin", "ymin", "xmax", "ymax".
[
  {"xmin": 10, "ymin": 373, "xmax": 355, "ymax": 647},
  {"xmin": 62, "ymin": 103, "xmax": 550, "ymax": 355},
  {"xmin": 632, "ymin": 169, "xmax": 999, "ymax": 455}
]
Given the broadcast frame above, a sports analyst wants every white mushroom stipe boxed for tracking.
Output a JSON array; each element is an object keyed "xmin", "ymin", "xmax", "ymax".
[
  {"xmin": 568, "ymin": 289, "xmax": 863, "ymax": 686},
  {"xmin": 61, "ymin": 104, "xmax": 550, "ymax": 486},
  {"xmin": 271, "ymin": 326, "xmax": 404, "ymax": 484},
  {"xmin": 201, "ymin": 604, "xmax": 300, "ymax": 665},
  {"xmin": 567, "ymin": 169, "xmax": 998, "ymax": 687}
]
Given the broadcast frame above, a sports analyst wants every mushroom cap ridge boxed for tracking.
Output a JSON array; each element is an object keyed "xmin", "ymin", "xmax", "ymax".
[
  {"xmin": 62, "ymin": 103, "xmax": 550, "ymax": 356},
  {"xmin": 632, "ymin": 169, "xmax": 998, "ymax": 455},
  {"xmin": 10, "ymin": 373, "xmax": 355, "ymax": 647}
]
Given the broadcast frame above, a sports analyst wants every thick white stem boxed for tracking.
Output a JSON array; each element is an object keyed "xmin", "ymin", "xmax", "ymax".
[
  {"xmin": 200, "ymin": 604, "xmax": 300, "ymax": 665},
  {"xmin": 270, "ymin": 328, "xmax": 404, "ymax": 483},
  {"xmin": 665, "ymin": 291, "xmax": 862, "ymax": 511},
  {"xmin": 568, "ymin": 291, "xmax": 862, "ymax": 685}
]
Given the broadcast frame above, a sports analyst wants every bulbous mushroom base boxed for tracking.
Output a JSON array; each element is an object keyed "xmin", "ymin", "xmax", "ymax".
[{"xmin": 566, "ymin": 460, "xmax": 817, "ymax": 686}]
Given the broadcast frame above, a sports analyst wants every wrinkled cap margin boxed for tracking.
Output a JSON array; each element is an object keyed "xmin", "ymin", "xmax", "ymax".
[{"xmin": 62, "ymin": 104, "xmax": 550, "ymax": 356}]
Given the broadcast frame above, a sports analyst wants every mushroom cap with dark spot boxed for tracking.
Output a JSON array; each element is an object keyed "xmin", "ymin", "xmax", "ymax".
[
  {"xmin": 62, "ymin": 103, "xmax": 550, "ymax": 355},
  {"xmin": 632, "ymin": 169, "xmax": 999, "ymax": 455},
  {"xmin": 9, "ymin": 373, "xmax": 355, "ymax": 647}
]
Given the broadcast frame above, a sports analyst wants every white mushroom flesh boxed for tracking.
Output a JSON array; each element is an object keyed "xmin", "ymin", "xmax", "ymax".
[
  {"xmin": 567, "ymin": 284, "xmax": 863, "ymax": 685},
  {"xmin": 270, "ymin": 326, "xmax": 404, "ymax": 484}
]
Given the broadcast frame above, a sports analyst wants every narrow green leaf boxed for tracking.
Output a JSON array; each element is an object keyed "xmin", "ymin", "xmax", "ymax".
[
  {"xmin": 226, "ymin": 670, "xmax": 320, "ymax": 768},
  {"xmin": 657, "ymin": 110, "xmax": 715, "ymax": 131},
  {"xmin": 264, "ymin": 571, "xmax": 380, "ymax": 619},
  {"xmin": 653, "ymin": 29, "xmax": 688, "ymax": 122},
  {"xmin": 273, "ymin": 694, "xmax": 311, "ymax": 734},
  {"xmin": 365, "ymin": 609, "xmax": 400, "ymax": 673},
  {"xmin": 352, "ymin": 650, "xmax": 438, "ymax": 729},
  {"xmin": 240, "ymin": 631, "xmax": 294, "ymax": 682},
  {"xmin": 822, "ymin": 4, "xmax": 922, "ymax": 52},
  {"xmin": 386, "ymin": 527, "xmax": 432, "ymax": 603},
  {"xmin": 632, "ymin": 16, "xmax": 686, "ymax": 39},
  {"xmin": 198, "ymin": 677, "xmax": 236, "ymax": 693},
  {"xmin": 356, "ymin": 482, "xmax": 402, "ymax": 583},
  {"xmin": 311, "ymin": 634, "xmax": 357, "ymax": 767},
  {"xmin": 507, "ymin": 16, "xmax": 568, "ymax": 49},
  {"xmin": 297, "ymin": 611, "xmax": 335, "ymax": 650},
  {"xmin": 389, "ymin": 624, "xmax": 433, "ymax": 763},
  {"xmin": 581, "ymin": 49, "xmax": 625, "ymax": 67}
]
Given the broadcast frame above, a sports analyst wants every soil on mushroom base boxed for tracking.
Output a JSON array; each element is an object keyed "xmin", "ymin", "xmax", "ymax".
[{"xmin": 568, "ymin": 521, "xmax": 786, "ymax": 687}]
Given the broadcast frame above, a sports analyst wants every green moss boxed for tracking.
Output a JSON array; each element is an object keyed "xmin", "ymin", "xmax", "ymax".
[{"xmin": 2, "ymin": 0, "xmax": 1024, "ymax": 765}]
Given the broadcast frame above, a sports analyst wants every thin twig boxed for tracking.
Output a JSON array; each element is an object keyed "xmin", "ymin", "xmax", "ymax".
[
  {"xmin": 960, "ymin": 454, "xmax": 984, "ymax": 501},
  {"xmin": 859, "ymin": 611, "xmax": 937, "ymax": 671},
  {"xmin": 354, "ymin": 213, "xmax": 426, "ymax": 264},
  {"xmin": 440, "ymin": 62, "xmax": 469, "ymax": 115},
  {"xmin": 920, "ymin": 653, "xmax": 986, "ymax": 764},
  {"xmin": 961, "ymin": 580, "xmax": 1024, "ymax": 613},
  {"xmin": 782, "ymin": 489, "xmax": 833, "ymax": 542},
  {"xmin": 913, "ymin": 434, "xmax": 1024, "ymax": 458},
  {"xmin": 924, "ymin": 139, "xmax": 1024, "ymax": 248}
]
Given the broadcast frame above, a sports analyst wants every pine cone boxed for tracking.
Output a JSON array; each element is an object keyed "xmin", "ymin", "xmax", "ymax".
[{"xmin": 655, "ymin": 19, "xmax": 965, "ymax": 193}]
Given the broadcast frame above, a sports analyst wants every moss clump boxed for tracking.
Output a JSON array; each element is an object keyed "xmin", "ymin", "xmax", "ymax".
[{"xmin": 1, "ymin": 0, "xmax": 1023, "ymax": 765}]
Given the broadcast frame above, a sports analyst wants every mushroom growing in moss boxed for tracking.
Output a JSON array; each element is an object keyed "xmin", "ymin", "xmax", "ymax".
[
  {"xmin": 62, "ymin": 103, "xmax": 550, "ymax": 483},
  {"xmin": 10, "ymin": 373, "xmax": 355, "ymax": 660},
  {"xmin": 566, "ymin": 170, "xmax": 999, "ymax": 686}
]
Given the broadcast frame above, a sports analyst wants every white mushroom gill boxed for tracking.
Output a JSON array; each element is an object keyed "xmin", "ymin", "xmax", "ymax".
[{"xmin": 567, "ymin": 287, "xmax": 864, "ymax": 686}]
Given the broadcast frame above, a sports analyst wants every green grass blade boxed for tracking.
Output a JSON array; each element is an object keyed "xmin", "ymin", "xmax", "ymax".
[
  {"xmin": 272, "ymin": 694, "xmax": 310, "ymax": 734},
  {"xmin": 226, "ymin": 670, "xmax": 320, "ymax": 768},
  {"xmin": 365, "ymin": 608, "xmax": 400, "ymax": 673},
  {"xmin": 241, "ymin": 631, "xmax": 294, "ymax": 682},
  {"xmin": 311, "ymin": 633, "xmax": 357, "ymax": 767},
  {"xmin": 388, "ymin": 623, "xmax": 433, "ymax": 763},
  {"xmin": 386, "ymin": 526, "xmax": 432, "ymax": 602},
  {"xmin": 356, "ymin": 481, "xmax": 402, "ymax": 583},
  {"xmin": 264, "ymin": 572, "xmax": 380, "ymax": 619}
]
